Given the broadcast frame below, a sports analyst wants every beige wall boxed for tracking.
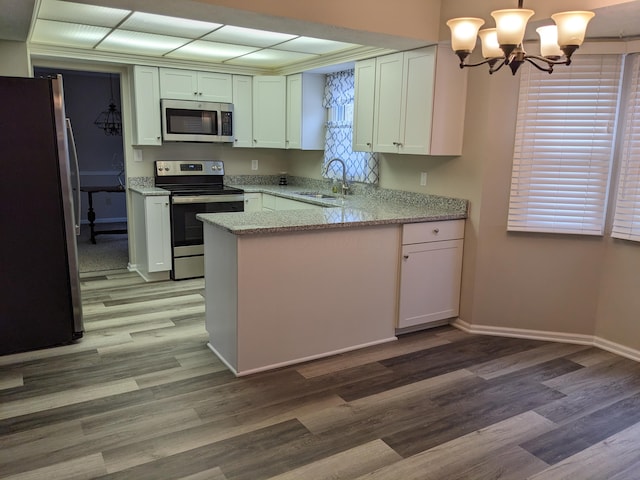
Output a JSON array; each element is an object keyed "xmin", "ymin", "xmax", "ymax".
[
  {"xmin": 0, "ymin": 40, "xmax": 31, "ymax": 77},
  {"xmin": 595, "ymin": 239, "xmax": 640, "ymax": 350}
]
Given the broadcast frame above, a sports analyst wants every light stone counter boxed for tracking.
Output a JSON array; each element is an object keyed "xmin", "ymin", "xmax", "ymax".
[
  {"xmin": 128, "ymin": 185, "xmax": 170, "ymax": 196},
  {"xmin": 198, "ymin": 185, "xmax": 468, "ymax": 235}
]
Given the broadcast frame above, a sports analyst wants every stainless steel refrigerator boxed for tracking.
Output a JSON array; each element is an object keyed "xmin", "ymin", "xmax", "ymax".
[{"xmin": 0, "ymin": 75, "xmax": 84, "ymax": 355}]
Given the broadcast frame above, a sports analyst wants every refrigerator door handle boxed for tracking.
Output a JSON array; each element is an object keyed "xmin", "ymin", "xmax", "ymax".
[{"xmin": 66, "ymin": 118, "xmax": 82, "ymax": 236}]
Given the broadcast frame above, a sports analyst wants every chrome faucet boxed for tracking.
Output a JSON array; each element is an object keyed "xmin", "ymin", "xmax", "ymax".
[{"xmin": 324, "ymin": 158, "xmax": 350, "ymax": 196}]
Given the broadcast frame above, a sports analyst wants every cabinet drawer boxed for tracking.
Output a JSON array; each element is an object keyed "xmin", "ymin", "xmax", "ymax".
[{"xmin": 402, "ymin": 219, "xmax": 464, "ymax": 245}]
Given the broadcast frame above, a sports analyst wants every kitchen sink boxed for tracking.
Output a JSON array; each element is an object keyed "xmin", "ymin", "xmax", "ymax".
[{"xmin": 294, "ymin": 192, "xmax": 337, "ymax": 199}]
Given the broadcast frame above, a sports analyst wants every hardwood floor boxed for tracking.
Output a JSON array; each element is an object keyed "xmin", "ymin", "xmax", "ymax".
[{"xmin": 2, "ymin": 269, "xmax": 640, "ymax": 479}]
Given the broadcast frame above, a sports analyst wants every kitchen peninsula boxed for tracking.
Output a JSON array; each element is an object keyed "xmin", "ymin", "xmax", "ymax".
[{"xmin": 198, "ymin": 187, "xmax": 468, "ymax": 376}]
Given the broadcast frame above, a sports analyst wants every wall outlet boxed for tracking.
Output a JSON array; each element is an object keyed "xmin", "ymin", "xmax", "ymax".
[
  {"xmin": 420, "ymin": 172, "xmax": 428, "ymax": 186},
  {"xmin": 251, "ymin": 159, "xmax": 259, "ymax": 171}
]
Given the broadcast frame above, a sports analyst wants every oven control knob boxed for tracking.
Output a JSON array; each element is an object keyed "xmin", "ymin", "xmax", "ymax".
[{"xmin": 164, "ymin": 167, "xmax": 170, "ymax": 171}]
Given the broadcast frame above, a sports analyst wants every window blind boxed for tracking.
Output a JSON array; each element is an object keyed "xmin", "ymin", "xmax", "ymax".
[
  {"xmin": 508, "ymin": 55, "xmax": 623, "ymax": 235},
  {"xmin": 612, "ymin": 54, "xmax": 640, "ymax": 242}
]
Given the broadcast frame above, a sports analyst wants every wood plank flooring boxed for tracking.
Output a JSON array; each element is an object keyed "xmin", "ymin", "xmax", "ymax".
[{"xmin": 2, "ymin": 268, "xmax": 640, "ymax": 479}]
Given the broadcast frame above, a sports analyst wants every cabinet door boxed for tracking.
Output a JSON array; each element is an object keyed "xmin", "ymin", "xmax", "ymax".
[
  {"xmin": 286, "ymin": 73, "xmax": 325, "ymax": 150},
  {"xmin": 159, "ymin": 68, "xmax": 198, "ymax": 100},
  {"xmin": 398, "ymin": 239, "xmax": 463, "ymax": 328},
  {"xmin": 399, "ymin": 47, "xmax": 436, "ymax": 155},
  {"xmin": 145, "ymin": 196, "xmax": 171, "ymax": 272},
  {"xmin": 262, "ymin": 193, "xmax": 276, "ymax": 211},
  {"xmin": 373, "ymin": 52, "xmax": 403, "ymax": 153},
  {"xmin": 252, "ymin": 76, "xmax": 286, "ymax": 148},
  {"xmin": 131, "ymin": 66, "xmax": 161, "ymax": 146},
  {"xmin": 286, "ymin": 74, "xmax": 303, "ymax": 150},
  {"xmin": 198, "ymin": 72, "xmax": 232, "ymax": 102},
  {"xmin": 353, "ymin": 58, "xmax": 376, "ymax": 152},
  {"xmin": 275, "ymin": 196, "xmax": 321, "ymax": 211},
  {"xmin": 232, "ymin": 75, "xmax": 253, "ymax": 148},
  {"xmin": 243, "ymin": 192, "xmax": 262, "ymax": 212}
]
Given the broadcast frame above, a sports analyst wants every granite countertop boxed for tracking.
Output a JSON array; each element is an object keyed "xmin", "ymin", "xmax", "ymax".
[
  {"xmin": 198, "ymin": 185, "xmax": 468, "ymax": 235},
  {"xmin": 129, "ymin": 185, "xmax": 170, "ymax": 196}
]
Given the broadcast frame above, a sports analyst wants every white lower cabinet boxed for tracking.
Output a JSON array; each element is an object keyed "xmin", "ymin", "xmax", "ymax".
[
  {"xmin": 243, "ymin": 192, "xmax": 262, "ymax": 212},
  {"xmin": 261, "ymin": 193, "xmax": 320, "ymax": 211},
  {"xmin": 275, "ymin": 196, "xmax": 322, "ymax": 211},
  {"xmin": 397, "ymin": 220, "xmax": 464, "ymax": 329},
  {"xmin": 132, "ymin": 191, "xmax": 171, "ymax": 281}
]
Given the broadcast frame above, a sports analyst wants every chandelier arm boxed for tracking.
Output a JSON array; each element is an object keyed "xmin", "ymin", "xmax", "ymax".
[
  {"xmin": 525, "ymin": 54, "xmax": 571, "ymax": 66},
  {"xmin": 460, "ymin": 57, "xmax": 504, "ymax": 69},
  {"xmin": 488, "ymin": 58, "xmax": 507, "ymax": 74},
  {"xmin": 523, "ymin": 57, "xmax": 555, "ymax": 74}
]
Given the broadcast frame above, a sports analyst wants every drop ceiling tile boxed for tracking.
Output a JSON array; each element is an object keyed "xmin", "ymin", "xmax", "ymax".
[
  {"xmin": 31, "ymin": 19, "xmax": 111, "ymax": 48},
  {"xmin": 225, "ymin": 49, "xmax": 318, "ymax": 68},
  {"xmin": 96, "ymin": 30, "xmax": 190, "ymax": 56},
  {"xmin": 166, "ymin": 40, "xmax": 258, "ymax": 62},
  {"xmin": 202, "ymin": 25, "xmax": 297, "ymax": 48},
  {"xmin": 273, "ymin": 36, "xmax": 358, "ymax": 55},
  {"xmin": 120, "ymin": 12, "xmax": 222, "ymax": 38},
  {"xmin": 38, "ymin": 0, "xmax": 130, "ymax": 28}
]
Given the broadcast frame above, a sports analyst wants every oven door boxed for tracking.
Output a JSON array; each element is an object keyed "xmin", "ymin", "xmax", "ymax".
[{"xmin": 170, "ymin": 194, "xmax": 244, "ymax": 247}]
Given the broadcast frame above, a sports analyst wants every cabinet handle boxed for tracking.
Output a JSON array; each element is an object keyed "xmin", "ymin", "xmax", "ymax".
[
  {"xmin": 433, "ymin": 228, "xmax": 440, "ymax": 234},
  {"xmin": 403, "ymin": 255, "xmax": 409, "ymax": 259},
  {"xmin": 366, "ymin": 142, "xmax": 371, "ymax": 146},
  {"xmin": 193, "ymin": 92, "xmax": 198, "ymax": 96}
]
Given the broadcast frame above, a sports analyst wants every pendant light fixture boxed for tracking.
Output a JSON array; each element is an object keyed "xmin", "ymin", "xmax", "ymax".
[
  {"xmin": 446, "ymin": 0, "xmax": 594, "ymax": 75},
  {"xmin": 94, "ymin": 73, "xmax": 122, "ymax": 135}
]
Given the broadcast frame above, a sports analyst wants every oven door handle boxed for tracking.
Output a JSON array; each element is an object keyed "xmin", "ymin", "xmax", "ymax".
[{"xmin": 172, "ymin": 194, "xmax": 245, "ymax": 204}]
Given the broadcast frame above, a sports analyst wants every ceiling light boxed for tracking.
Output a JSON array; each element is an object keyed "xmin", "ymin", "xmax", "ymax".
[
  {"xmin": 446, "ymin": 0, "xmax": 594, "ymax": 75},
  {"xmin": 94, "ymin": 74, "xmax": 122, "ymax": 136}
]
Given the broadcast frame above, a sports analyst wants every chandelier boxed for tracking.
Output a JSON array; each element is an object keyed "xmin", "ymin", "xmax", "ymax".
[
  {"xmin": 94, "ymin": 74, "xmax": 122, "ymax": 136},
  {"xmin": 446, "ymin": 0, "xmax": 595, "ymax": 75}
]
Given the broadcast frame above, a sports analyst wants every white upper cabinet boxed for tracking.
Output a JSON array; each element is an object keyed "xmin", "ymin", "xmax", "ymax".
[
  {"xmin": 252, "ymin": 76, "xmax": 286, "ymax": 149},
  {"xmin": 130, "ymin": 65, "xmax": 161, "ymax": 146},
  {"xmin": 355, "ymin": 46, "xmax": 467, "ymax": 156},
  {"xmin": 232, "ymin": 75, "xmax": 253, "ymax": 148},
  {"xmin": 286, "ymin": 73, "xmax": 326, "ymax": 150},
  {"xmin": 353, "ymin": 58, "xmax": 376, "ymax": 152},
  {"xmin": 159, "ymin": 68, "xmax": 233, "ymax": 103}
]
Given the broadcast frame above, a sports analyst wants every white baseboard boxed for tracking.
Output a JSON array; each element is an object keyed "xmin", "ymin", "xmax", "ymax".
[
  {"xmin": 209, "ymin": 336, "xmax": 398, "ymax": 377},
  {"xmin": 451, "ymin": 318, "xmax": 640, "ymax": 363}
]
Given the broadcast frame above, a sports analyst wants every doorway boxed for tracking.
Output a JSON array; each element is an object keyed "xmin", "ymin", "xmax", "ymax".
[{"xmin": 34, "ymin": 67, "xmax": 128, "ymax": 273}]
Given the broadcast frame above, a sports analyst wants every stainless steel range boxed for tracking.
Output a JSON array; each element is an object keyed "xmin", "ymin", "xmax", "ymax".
[{"xmin": 155, "ymin": 160, "xmax": 244, "ymax": 280}]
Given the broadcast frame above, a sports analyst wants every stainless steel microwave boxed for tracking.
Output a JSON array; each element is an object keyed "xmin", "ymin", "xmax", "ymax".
[{"xmin": 161, "ymin": 99, "xmax": 234, "ymax": 143}]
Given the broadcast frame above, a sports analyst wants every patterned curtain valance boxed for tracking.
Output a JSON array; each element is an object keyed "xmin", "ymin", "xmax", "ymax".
[{"xmin": 323, "ymin": 69, "xmax": 355, "ymax": 108}]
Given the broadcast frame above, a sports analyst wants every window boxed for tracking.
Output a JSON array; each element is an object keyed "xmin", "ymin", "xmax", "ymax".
[
  {"xmin": 323, "ymin": 69, "xmax": 379, "ymax": 184},
  {"xmin": 507, "ymin": 55, "xmax": 623, "ymax": 235},
  {"xmin": 612, "ymin": 53, "xmax": 640, "ymax": 242}
]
